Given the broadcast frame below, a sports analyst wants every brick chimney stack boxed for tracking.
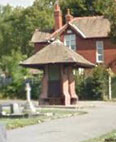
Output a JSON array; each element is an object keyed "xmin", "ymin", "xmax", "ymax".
[
  {"xmin": 54, "ymin": 0, "xmax": 63, "ymax": 31},
  {"xmin": 65, "ymin": 9, "xmax": 73, "ymax": 23}
]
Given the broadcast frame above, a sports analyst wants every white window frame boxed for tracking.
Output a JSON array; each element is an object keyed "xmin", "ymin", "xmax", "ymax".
[
  {"xmin": 96, "ymin": 41, "xmax": 104, "ymax": 63},
  {"xmin": 64, "ymin": 33, "xmax": 76, "ymax": 51},
  {"xmin": 78, "ymin": 68, "xmax": 84, "ymax": 75}
]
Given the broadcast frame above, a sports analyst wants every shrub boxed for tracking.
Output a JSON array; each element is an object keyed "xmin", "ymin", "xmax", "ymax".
[
  {"xmin": 29, "ymin": 73, "xmax": 43, "ymax": 100},
  {"xmin": 75, "ymin": 65, "xmax": 109, "ymax": 100}
]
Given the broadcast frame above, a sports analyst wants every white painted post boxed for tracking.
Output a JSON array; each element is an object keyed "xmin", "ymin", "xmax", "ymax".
[
  {"xmin": 109, "ymin": 75, "xmax": 112, "ymax": 100},
  {"xmin": 25, "ymin": 83, "xmax": 31, "ymax": 103}
]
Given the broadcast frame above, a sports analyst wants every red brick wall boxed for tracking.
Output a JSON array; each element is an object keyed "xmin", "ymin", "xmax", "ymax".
[
  {"xmin": 76, "ymin": 37, "xmax": 116, "ymax": 65},
  {"xmin": 60, "ymin": 28, "xmax": 116, "ymax": 72},
  {"xmin": 75, "ymin": 36, "xmax": 97, "ymax": 64},
  {"xmin": 34, "ymin": 42, "xmax": 49, "ymax": 53}
]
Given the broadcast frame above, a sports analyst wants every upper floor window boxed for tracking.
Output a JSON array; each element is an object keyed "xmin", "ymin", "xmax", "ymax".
[
  {"xmin": 96, "ymin": 41, "xmax": 104, "ymax": 63},
  {"xmin": 64, "ymin": 32, "xmax": 76, "ymax": 51},
  {"xmin": 67, "ymin": 30, "xmax": 72, "ymax": 34}
]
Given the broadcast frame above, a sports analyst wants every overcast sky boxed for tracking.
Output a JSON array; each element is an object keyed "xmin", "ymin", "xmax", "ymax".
[{"xmin": 0, "ymin": 0, "xmax": 35, "ymax": 7}]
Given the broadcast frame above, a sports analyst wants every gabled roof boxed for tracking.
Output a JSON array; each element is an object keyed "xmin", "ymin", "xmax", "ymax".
[
  {"xmin": 31, "ymin": 29, "xmax": 51, "ymax": 43},
  {"xmin": 21, "ymin": 40, "xmax": 95, "ymax": 69},
  {"xmin": 52, "ymin": 16, "xmax": 110, "ymax": 39},
  {"xmin": 31, "ymin": 16, "xmax": 111, "ymax": 43},
  {"xmin": 71, "ymin": 16, "xmax": 110, "ymax": 38}
]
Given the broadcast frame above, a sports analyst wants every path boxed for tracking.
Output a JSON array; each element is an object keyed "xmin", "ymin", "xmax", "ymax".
[{"xmin": 7, "ymin": 102, "xmax": 116, "ymax": 142}]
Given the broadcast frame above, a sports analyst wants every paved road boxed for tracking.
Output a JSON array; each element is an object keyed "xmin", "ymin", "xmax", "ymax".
[{"xmin": 7, "ymin": 102, "xmax": 116, "ymax": 142}]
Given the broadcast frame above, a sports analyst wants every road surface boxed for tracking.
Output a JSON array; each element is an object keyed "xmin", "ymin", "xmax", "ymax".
[{"xmin": 7, "ymin": 102, "xmax": 116, "ymax": 142}]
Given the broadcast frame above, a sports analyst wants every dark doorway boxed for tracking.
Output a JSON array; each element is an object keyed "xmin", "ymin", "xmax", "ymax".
[{"xmin": 48, "ymin": 65, "xmax": 61, "ymax": 97}]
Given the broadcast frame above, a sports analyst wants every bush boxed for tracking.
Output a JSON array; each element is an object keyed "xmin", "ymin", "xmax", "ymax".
[{"xmin": 75, "ymin": 65, "xmax": 109, "ymax": 100}]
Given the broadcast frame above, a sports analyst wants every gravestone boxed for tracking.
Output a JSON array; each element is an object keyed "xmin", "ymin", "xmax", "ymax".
[
  {"xmin": 12, "ymin": 103, "xmax": 21, "ymax": 114},
  {"xmin": 0, "ymin": 124, "xmax": 7, "ymax": 142},
  {"xmin": 0, "ymin": 104, "xmax": 14, "ymax": 116}
]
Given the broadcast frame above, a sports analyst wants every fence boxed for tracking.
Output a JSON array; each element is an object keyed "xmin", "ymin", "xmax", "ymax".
[{"xmin": 0, "ymin": 76, "xmax": 12, "ymax": 87}]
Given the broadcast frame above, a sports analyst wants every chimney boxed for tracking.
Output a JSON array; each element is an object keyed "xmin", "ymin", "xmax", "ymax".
[
  {"xmin": 54, "ymin": 1, "xmax": 63, "ymax": 31},
  {"xmin": 65, "ymin": 9, "xmax": 73, "ymax": 23}
]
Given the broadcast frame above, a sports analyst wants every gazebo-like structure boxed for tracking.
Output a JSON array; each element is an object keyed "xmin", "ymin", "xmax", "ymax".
[{"xmin": 21, "ymin": 40, "xmax": 94, "ymax": 105}]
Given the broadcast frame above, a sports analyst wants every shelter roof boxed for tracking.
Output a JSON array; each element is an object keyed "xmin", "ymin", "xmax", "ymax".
[{"xmin": 21, "ymin": 40, "xmax": 95, "ymax": 69}]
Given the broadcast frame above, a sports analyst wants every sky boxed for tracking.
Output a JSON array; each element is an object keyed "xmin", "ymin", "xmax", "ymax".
[{"xmin": 0, "ymin": 0, "xmax": 35, "ymax": 7}]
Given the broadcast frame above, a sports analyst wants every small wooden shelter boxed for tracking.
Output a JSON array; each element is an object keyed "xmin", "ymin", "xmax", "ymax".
[{"xmin": 21, "ymin": 40, "xmax": 94, "ymax": 105}]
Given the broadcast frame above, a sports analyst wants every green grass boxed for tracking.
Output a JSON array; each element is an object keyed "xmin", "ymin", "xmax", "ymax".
[
  {"xmin": 0, "ymin": 108, "xmax": 86, "ymax": 130},
  {"xmin": 84, "ymin": 130, "xmax": 116, "ymax": 142}
]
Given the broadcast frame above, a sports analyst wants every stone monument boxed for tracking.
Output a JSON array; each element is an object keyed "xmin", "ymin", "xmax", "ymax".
[{"xmin": 23, "ymin": 82, "xmax": 36, "ymax": 114}]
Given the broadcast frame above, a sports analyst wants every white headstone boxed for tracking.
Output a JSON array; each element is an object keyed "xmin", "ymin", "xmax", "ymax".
[{"xmin": 12, "ymin": 103, "xmax": 21, "ymax": 114}]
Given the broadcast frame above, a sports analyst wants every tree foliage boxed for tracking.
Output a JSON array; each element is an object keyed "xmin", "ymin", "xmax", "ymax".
[
  {"xmin": 60, "ymin": 0, "xmax": 114, "ymax": 17},
  {"xmin": 0, "ymin": 50, "xmax": 28, "ymax": 98},
  {"xmin": 0, "ymin": 2, "xmax": 55, "ymax": 57}
]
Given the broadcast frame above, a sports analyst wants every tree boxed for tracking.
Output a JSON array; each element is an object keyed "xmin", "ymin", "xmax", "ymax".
[
  {"xmin": 102, "ymin": 0, "xmax": 116, "ymax": 43},
  {"xmin": 0, "ymin": 50, "xmax": 28, "ymax": 98},
  {"xmin": 0, "ymin": 2, "xmax": 55, "ymax": 57},
  {"xmin": 0, "ymin": 5, "xmax": 14, "ymax": 56},
  {"xmin": 60, "ymin": 0, "xmax": 116, "ymax": 17},
  {"xmin": 60, "ymin": 0, "xmax": 101, "ymax": 19}
]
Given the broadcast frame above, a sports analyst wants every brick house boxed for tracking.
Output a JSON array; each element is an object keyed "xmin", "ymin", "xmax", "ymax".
[{"xmin": 31, "ymin": 2, "xmax": 116, "ymax": 73}]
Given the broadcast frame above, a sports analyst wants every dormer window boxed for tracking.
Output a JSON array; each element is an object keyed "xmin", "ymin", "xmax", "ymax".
[
  {"xmin": 67, "ymin": 30, "xmax": 72, "ymax": 34},
  {"xmin": 64, "ymin": 32, "xmax": 76, "ymax": 51}
]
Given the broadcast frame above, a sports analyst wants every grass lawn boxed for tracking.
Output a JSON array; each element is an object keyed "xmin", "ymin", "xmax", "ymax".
[
  {"xmin": 0, "ymin": 108, "xmax": 86, "ymax": 130},
  {"xmin": 84, "ymin": 130, "xmax": 116, "ymax": 142}
]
